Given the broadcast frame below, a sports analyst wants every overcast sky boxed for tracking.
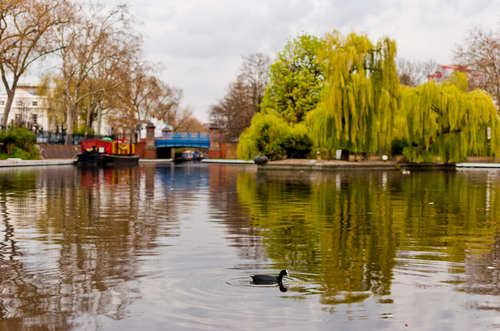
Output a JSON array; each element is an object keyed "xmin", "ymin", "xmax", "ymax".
[{"xmin": 28, "ymin": 0, "xmax": 500, "ymax": 122}]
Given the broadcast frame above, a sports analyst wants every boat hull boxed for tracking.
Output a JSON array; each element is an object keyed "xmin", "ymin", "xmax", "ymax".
[
  {"xmin": 76, "ymin": 152, "xmax": 105, "ymax": 165},
  {"xmin": 102, "ymin": 154, "xmax": 140, "ymax": 166}
]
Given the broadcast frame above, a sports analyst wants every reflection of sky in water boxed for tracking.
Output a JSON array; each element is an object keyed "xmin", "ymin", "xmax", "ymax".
[{"xmin": 1, "ymin": 165, "xmax": 500, "ymax": 329}]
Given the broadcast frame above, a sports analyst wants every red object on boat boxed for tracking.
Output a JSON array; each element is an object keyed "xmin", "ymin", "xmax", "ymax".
[{"xmin": 80, "ymin": 139, "xmax": 113, "ymax": 154}]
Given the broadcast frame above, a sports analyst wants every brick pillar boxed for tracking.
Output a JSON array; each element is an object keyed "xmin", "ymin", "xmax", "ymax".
[
  {"xmin": 208, "ymin": 124, "xmax": 221, "ymax": 159},
  {"xmin": 144, "ymin": 122, "xmax": 157, "ymax": 159},
  {"xmin": 161, "ymin": 124, "xmax": 175, "ymax": 159}
]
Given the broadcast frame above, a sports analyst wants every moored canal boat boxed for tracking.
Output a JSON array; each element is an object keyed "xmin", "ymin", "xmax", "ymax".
[{"xmin": 76, "ymin": 139, "xmax": 139, "ymax": 166}]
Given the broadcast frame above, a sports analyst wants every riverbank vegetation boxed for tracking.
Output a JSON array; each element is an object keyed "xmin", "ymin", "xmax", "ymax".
[
  {"xmin": 0, "ymin": 127, "xmax": 40, "ymax": 160},
  {"xmin": 234, "ymin": 29, "xmax": 500, "ymax": 163}
]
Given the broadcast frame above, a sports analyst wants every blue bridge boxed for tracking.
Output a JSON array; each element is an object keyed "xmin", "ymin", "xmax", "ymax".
[{"xmin": 154, "ymin": 132, "xmax": 211, "ymax": 148}]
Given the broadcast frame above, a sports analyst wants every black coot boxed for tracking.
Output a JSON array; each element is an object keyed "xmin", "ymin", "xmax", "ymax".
[{"xmin": 250, "ymin": 270, "xmax": 288, "ymax": 284}]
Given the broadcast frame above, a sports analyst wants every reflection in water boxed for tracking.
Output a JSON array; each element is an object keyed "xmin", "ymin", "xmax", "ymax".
[
  {"xmin": 236, "ymin": 170, "xmax": 500, "ymax": 307},
  {"xmin": 0, "ymin": 165, "xmax": 178, "ymax": 329},
  {"xmin": 1, "ymin": 165, "xmax": 500, "ymax": 329}
]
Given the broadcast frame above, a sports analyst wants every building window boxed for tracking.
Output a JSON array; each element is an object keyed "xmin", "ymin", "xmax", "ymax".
[
  {"xmin": 32, "ymin": 101, "xmax": 38, "ymax": 107},
  {"xmin": 16, "ymin": 101, "xmax": 22, "ymax": 106},
  {"xmin": 0, "ymin": 101, "xmax": 4, "ymax": 106},
  {"xmin": 15, "ymin": 114, "xmax": 22, "ymax": 122},
  {"xmin": 31, "ymin": 114, "xmax": 38, "ymax": 124}
]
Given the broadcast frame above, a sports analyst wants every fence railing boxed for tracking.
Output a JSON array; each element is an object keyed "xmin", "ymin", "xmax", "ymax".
[{"xmin": 35, "ymin": 132, "xmax": 113, "ymax": 145}]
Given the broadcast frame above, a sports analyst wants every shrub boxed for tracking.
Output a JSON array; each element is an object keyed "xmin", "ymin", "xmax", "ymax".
[
  {"xmin": 237, "ymin": 113, "xmax": 289, "ymax": 160},
  {"xmin": 0, "ymin": 127, "xmax": 40, "ymax": 160},
  {"xmin": 391, "ymin": 138, "xmax": 408, "ymax": 156},
  {"xmin": 284, "ymin": 123, "xmax": 313, "ymax": 159}
]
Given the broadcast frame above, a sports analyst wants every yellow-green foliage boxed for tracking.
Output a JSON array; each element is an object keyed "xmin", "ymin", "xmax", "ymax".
[
  {"xmin": 288, "ymin": 122, "xmax": 309, "ymax": 141},
  {"xmin": 261, "ymin": 34, "xmax": 325, "ymax": 124},
  {"xmin": 399, "ymin": 71, "xmax": 500, "ymax": 162},
  {"xmin": 235, "ymin": 171, "xmax": 500, "ymax": 302},
  {"xmin": 307, "ymin": 30, "xmax": 400, "ymax": 155},
  {"xmin": 237, "ymin": 112, "xmax": 290, "ymax": 160}
]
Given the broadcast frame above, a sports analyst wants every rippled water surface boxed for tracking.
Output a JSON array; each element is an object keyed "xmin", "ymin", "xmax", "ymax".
[{"xmin": 1, "ymin": 164, "xmax": 500, "ymax": 330}]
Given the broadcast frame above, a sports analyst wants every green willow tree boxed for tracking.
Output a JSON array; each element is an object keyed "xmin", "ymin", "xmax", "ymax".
[
  {"xmin": 261, "ymin": 33, "xmax": 325, "ymax": 124},
  {"xmin": 307, "ymin": 31, "xmax": 400, "ymax": 157},
  {"xmin": 399, "ymin": 72, "xmax": 500, "ymax": 162}
]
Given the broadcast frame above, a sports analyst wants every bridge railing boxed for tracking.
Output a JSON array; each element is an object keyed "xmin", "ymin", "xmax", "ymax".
[
  {"xmin": 156, "ymin": 131, "xmax": 211, "ymax": 148},
  {"xmin": 162, "ymin": 132, "xmax": 210, "ymax": 141}
]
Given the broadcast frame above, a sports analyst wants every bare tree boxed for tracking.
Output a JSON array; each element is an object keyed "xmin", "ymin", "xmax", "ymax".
[
  {"xmin": 109, "ymin": 61, "xmax": 183, "ymax": 138},
  {"xmin": 52, "ymin": 2, "xmax": 142, "ymax": 144},
  {"xmin": 0, "ymin": 0, "xmax": 71, "ymax": 129},
  {"xmin": 169, "ymin": 105, "xmax": 194, "ymax": 132},
  {"xmin": 39, "ymin": 73, "xmax": 66, "ymax": 131},
  {"xmin": 396, "ymin": 58, "xmax": 439, "ymax": 87},
  {"xmin": 210, "ymin": 76, "xmax": 254, "ymax": 140},
  {"xmin": 454, "ymin": 25, "xmax": 500, "ymax": 105},
  {"xmin": 210, "ymin": 53, "xmax": 270, "ymax": 140},
  {"xmin": 239, "ymin": 53, "xmax": 270, "ymax": 113},
  {"xmin": 148, "ymin": 78, "xmax": 183, "ymax": 122}
]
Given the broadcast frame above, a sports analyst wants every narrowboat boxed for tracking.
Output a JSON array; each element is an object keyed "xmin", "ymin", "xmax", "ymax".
[
  {"xmin": 76, "ymin": 139, "xmax": 139, "ymax": 166},
  {"xmin": 174, "ymin": 150, "xmax": 203, "ymax": 163}
]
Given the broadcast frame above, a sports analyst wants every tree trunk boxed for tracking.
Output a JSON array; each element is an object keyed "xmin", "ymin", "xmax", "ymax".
[
  {"xmin": 1, "ymin": 76, "xmax": 19, "ymax": 129},
  {"xmin": 84, "ymin": 105, "xmax": 94, "ymax": 139},
  {"xmin": 65, "ymin": 104, "xmax": 76, "ymax": 145},
  {"xmin": 96, "ymin": 103, "xmax": 102, "ymax": 136},
  {"xmin": 414, "ymin": 128, "xmax": 459, "ymax": 159},
  {"xmin": 415, "ymin": 142, "xmax": 427, "ymax": 156}
]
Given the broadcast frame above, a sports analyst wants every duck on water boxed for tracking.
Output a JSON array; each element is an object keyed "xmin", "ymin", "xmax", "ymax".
[{"xmin": 250, "ymin": 270, "xmax": 289, "ymax": 284}]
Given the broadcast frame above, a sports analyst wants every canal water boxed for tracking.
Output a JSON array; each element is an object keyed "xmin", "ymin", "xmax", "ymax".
[{"xmin": 0, "ymin": 164, "xmax": 500, "ymax": 330}]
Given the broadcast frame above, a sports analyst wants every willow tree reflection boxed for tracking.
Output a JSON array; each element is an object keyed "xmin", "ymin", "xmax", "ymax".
[{"xmin": 236, "ymin": 170, "xmax": 500, "ymax": 305}]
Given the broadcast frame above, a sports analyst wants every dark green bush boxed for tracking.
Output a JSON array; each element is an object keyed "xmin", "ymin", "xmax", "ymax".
[
  {"xmin": 391, "ymin": 138, "xmax": 409, "ymax": 156},
  {"xmin": 284, "ymin": 134, "xmax": 312, "ymax": 159},
  {"xmin": 0, "ymin": 127, "xmax": 40, "ymax": 160}
]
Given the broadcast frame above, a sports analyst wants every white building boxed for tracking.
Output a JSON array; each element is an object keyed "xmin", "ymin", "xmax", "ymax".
[{"xmin": 0, "ymin": 85, "xmax": 48, "ymax": 131}]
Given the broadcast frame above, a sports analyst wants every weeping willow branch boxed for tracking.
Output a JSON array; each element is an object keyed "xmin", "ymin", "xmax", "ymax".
[
  {"xmin": 307, "ymin": 30, "xmax": 400, "ymax": 155},
  {"xmin": 414, "ymin": 127, "xmax": 461, "ymax": 156},
  {"xmin": 399, "ymin": 71, "xmax": 500, "ymax": 162}
]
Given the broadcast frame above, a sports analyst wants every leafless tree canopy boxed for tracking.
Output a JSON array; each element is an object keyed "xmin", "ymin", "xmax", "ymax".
[
  {"xmin": 454, "ymin": 25, "xmax": 500, "ymax": 106},
  {"xmin": 210, "ymin": 53, "xmax": 270, "ymax": 140},
  {"xmin": 52, "ymin": 2, "xmax": 144, "ymax": 143},
  {"xmin": 396, "ymin": 58, "xmax": 439, "ymax": 87},
  {"xmin": 108, "ymin": 61, "xmax": 182, "ymax": 129},
  {"xmin": 29, "ymin": 1, "xmax": 203, "ymax": 143},
  {"xmin": 0, "ymin": 0, "xmax": 72, "ymax": 128}
]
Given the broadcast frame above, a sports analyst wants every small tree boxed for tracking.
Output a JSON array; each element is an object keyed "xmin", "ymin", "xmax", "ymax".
[
  {"xmin": 237, "ymin": 112, "xmax": 290, "ymax": 160},
  {"xmin": 261, "ymin": 34, "xmax": 325, "ymax": 124}
]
